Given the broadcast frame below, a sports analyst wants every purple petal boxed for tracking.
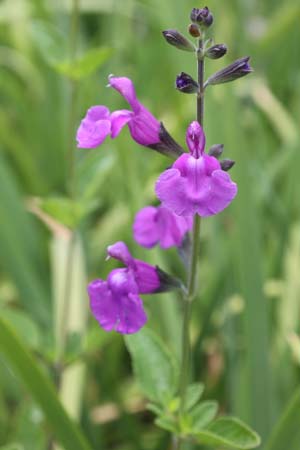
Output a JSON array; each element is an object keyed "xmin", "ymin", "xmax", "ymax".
[
  {"xmin": 198, "ymin": 169, "xmax": 238, "ymax": 216},
  {"xmin": 186, "ymin": 121, "xmax": 206, "ymax": 157},
  {"xmin": 133, "ymin": 260, "xmax": 160, "ymax": 294},
  {"xmin": 76, "ymin": 106, "xmax": 111, "ymax": 149},
  {"xmin": 128, "ymin": 105, "xmax": 160, "ymax": 146},
  {"xmin": 133, "ymin": 206, "xmax": 160, "ymax": 248},
  {"xmin": 114, "ymin": 293, "xmax": 147, "ymax": 334},
  {"xmin": 110, "ymin": 109, "xmax": 133, "ymax": 138},
  {"xmin": 156, "ymin": 207, "xmax": 192, "ymax": 248},
  {"xmin": 88, "ymin": 279, "xmax": 116, "ymax": 332},
  {"xmin": 108, "ymin": 268, "xmax": 138, "ymax": 295},
  {"xmin": 156, "ymin": 168, "xmax": 191, "ymax": 216},
  {"xmin": 133, "ymin": 205, "xmax": 192, "ymax": 249},
  {"xmin": 156, "ymin": 154, "xmax": 237, "ymax": 217},
  {"xmin": 88, "ymin": 277, "xmax": 147, "ymax": 334},
  {"xmin": 108, "ymin": 76, "xmax": 139, "ymax": 112},
  {"xmin": 107, "ymin": 241, "xmax": 133, "ymax": 266}
]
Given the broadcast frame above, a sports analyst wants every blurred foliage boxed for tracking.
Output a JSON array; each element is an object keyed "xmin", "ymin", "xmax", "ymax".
[{"xmin": 0, "ymin": 0, "xmax": 300, "ymax": 449}]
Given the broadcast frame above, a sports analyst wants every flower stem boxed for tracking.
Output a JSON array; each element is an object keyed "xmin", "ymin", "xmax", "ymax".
[{"xmin": 175, "ymin": 38, "xmax": 204, "ymax": 450}]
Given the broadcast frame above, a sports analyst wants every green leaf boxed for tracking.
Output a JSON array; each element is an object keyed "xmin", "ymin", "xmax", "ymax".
[
  {"xmin": 195, "ymin": 417, "xmax": 260, "ymax": 449},
  {"xmin": 0, "ymin": 317, "xmax": 93, "ymax": 450},
  {"xmin": 125, "ymin": 328, "xmax": 179, "ymax": 405},
  {"xmin": 264, "ymin": 387, "xmax": 300, "ymax": 450},
  {"xmin": 155, "ymin": 416, "xmax": 178, "ymax": 433},
  {"xmin": 55, "ymin": 47, "xmax": 112, "ymax": 80},
  {"xmin": 146, "ymin": 403, "xmax": 164, "ymax": 416},
  {"xmin": 184, "ymin": 383, "xmax": 205, "ymax": 411},
  {"xmin": 190, "ymin": 401, "xmax": 218, "ymax": 430}
]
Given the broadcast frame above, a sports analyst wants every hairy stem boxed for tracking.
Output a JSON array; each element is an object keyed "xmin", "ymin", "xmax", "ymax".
[{"xmin": 175, "ymin": 38, "xmax": 204, "ymax": 450}]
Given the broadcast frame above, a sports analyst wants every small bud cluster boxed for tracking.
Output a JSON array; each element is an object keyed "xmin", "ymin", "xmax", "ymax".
[{"xmin": 161, "ymin": 6, "xmax": 253, "ymax": 94}]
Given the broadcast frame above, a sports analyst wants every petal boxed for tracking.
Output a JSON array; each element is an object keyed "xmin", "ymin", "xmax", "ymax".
[
  {"xmin": 86, "ymin": 105, "xmax": 110, "ymax": 121},
  {"xmin": 88, "ymin": 278, "xmax": 146, "ymax": 334},
  {"xmin": 114, "ymin": 293, "xmax": 147, "ymax": 334},
  {"xmin": 88, "ymin": 279, "xmax": 117, "ymax": 332},
  {"xmin": 186, "ymin": 121, "xmax": 206, "ymax": 157},
  {"xmin": 107, "ymin": 241, "xmax": 133, "ymax": 266},
  {"xmin": 128, "ymin": 105, "xmax": 160, "ymax": 146},
  {"xmin": 156, "ymin": 168, "xmax": 192, "ymax": 216},
  {"xmin": 108, "ymin": 76, "xmax": 139, "ymax": 111},
  {"xmin": 108, "ymin": 268, "xmax": 138, "ymax": 295},
  {"xmin": 133, "ymin": 206, "xmax": 160, "ymax": 248},
  {"xmin": 133, "ymin": 260, "xmax": 160, "ymax": 294},
  {"xmin": 196, "ymin": 169, "xmax": 238, "ymax": 216},
  {"xmin": 110, "ymin": 109, "xmax": 133, "ymax": 138},
  {"xmin": 76, "ymin": 106, "xmax": 111, "ymax": 148},
  {"xmin": 157, "ymin": 207, "xmax": 192, "ymax": 248}
]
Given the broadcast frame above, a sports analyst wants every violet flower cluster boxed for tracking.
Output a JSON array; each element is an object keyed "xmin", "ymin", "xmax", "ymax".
[{"xmin": 77, "ymin": 11, "xmax": 252, "ymax": 334}]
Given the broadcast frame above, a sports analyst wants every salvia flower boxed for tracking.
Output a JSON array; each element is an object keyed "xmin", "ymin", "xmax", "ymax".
[
  {"xmin": 133, "ymin": 205, "xmax": 193, "ymax": 249},
  {"xmin": 155, "ymin": 121, "xmax": 237, "ymax": 217},
  {"xmin": 190, "ymin": 7, "xmax": 213, "ymax": 27},
  {"xmin": 77, "ymin": 76, "xmax": 183, "ymax": 158},
  {"xmin": 88, "ymin": 242, "xmax": 160, "ymax": 334},
  {"xmin": 162, "ymin": 29, "xmax": 195, "ymax": 52},
  {"xmin": 205, "ymin": 56, "xmax": 253, "ymax": 86},
  {"xmin": 176, "ymin": 72, "xmax": 199, "ymax": 94}
]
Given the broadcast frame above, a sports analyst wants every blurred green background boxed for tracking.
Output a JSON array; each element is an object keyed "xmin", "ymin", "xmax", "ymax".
[{"xmin": 0, "ymin": 0, "xmax": 300, "ymax": 449}]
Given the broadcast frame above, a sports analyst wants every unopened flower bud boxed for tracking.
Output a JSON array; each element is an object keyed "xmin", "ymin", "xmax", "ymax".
[
  {"xmin": 190, "ymin": 7, "xmax": 213, "ymax": 27},
  {"xmin": 220, "ymin": 159, "xmax": 235, "ymax": 171},
  {"xmin": 188, "ymin": 23, "xmax": 201, "ymax": 38},
  {"xmin": 208, "ymin": 144, "xmax": 224, "ymax": 158},
  {"xmin": 162, "ymin": 29, "xmax": 195, "ymax": 52},
  {"xmin": 176, "ymin": 72, "xmax": 199, "ymax": 94},
  {"xmin": 206, "ymin": 44, "xmax": 227, "ymax": 60},
  {"xmin": 206, "ymin": 56, "xmax": 253, "ymax": 86}
]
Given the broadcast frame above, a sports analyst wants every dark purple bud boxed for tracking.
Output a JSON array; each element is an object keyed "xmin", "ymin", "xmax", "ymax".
[
  {"xmin": 155, "ymin": 266, "xmax": 185, "ymax": 293},
  {"xmin": 176, "ymin": 72, "xmax": 199, "ymax": 94},
  {"xmin": 206, "ymin": 44, "xmax": 227, "ymax": 60},
  {"xmin": 162, "ymin": 29, "xmax": 195, "ymax": 52},
  {"xmin": 208, "ymin": 144, "xmax": 224, "ymax": 158},
  {"xmin": 190, "ymin": 7, "xmax": 213, "ymax": 27},
  {"xmin": 205, "ymin": 56, "xmax": 253, "ymax": 86},
  {"xmin": 220, "ymin": 159, "xmax": 235, "ymax": 171},
  {"xmin": 148, "ymin": 122, "xmax": 184, "ymax": 159},
  {"xmin": 188, "ymin": 23, "xmax": 201, "ymax": 38}
]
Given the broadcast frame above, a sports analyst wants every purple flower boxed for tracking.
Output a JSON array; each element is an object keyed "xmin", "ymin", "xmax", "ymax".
[
  {"xmin": 155, "ymin": 121, "xmax": 237, "ymax": 217},
  {"xmin": 88, "ymin": 242, "xmax": 160, "ymax": 334},
  {"xmin": 133, "ymin": 205, "xmax": 192, "ymax": 249},
  {"xmin": 76, "ymin": 76, "xmax": 183, "ymax": 158}
]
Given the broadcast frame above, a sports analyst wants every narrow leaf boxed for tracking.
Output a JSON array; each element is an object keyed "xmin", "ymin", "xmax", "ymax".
[
  {"xmin": 0, "ymin": 317, "xmax": 93, "ymax": 450},
  {"xmin": 264, "ymin": 387, "xmax": 300, "ymax": 450}
]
